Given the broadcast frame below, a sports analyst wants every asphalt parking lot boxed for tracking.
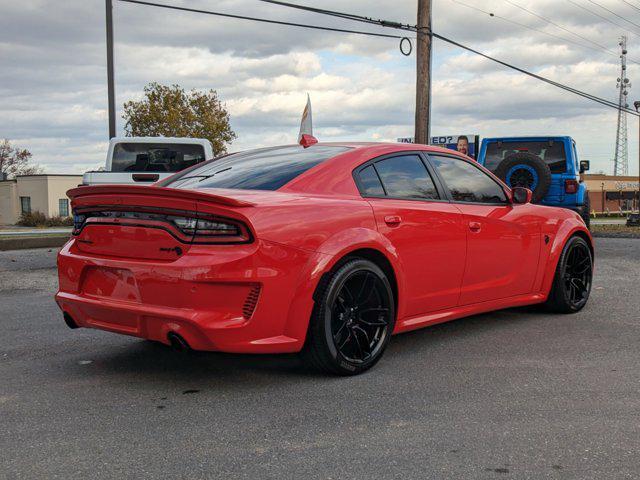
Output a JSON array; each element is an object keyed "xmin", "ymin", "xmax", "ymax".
[{"xmin": 1, "ymin": 238, "xmax": 639, "ymax": 479}]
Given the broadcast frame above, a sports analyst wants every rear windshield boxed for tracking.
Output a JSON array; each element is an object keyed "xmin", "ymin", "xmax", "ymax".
[
  {"xmin": 111, "ymin": 142, "xmax": 207, "ymax": 173},
  {"xmin": 163, "ymin": 145, "xmax": 351, "ymax": 191},
  {"xmin": 484, "ymin": 141, "xmax": 567, "ymax": 173}
]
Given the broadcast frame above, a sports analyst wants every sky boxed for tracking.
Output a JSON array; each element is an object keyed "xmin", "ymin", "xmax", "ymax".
[{"xmin": 1, "ymin": 0, "xmax": 640, "ymax": 176}]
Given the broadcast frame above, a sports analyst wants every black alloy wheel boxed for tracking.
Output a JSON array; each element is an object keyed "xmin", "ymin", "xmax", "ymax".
[
  {"xmin": 303, "ymin": 258, "xmax": 395, "ymax": 375},
  {"xmin": 545, "ymin": 236, "xmax": 593, "ymax": 313},
  {"xmin": 331, "ymin": 270, "xmax": 390, "ymax": 364}
]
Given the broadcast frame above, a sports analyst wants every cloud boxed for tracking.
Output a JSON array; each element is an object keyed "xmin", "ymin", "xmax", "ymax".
[{"xmin": 0, "ymin": 0, "xmax": 638, "ymax": 175}]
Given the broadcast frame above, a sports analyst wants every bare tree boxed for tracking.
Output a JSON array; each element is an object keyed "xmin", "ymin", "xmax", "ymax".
[{"xmin": 0, "ymin": 139, "xmax": 42, "ymax": 178}]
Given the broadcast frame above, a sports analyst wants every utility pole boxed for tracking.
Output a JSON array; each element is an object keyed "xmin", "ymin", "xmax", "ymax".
[
  {"xmin": 636, "ymin": 100, "xmax": 640, "ymax": 212},
  {"xmin": 106, "ymin": 0, "xmax": 116, "ymax": 139},
  {"xmin": 415, "ymin": 0, "xmax": 432, "ymax": 145}
]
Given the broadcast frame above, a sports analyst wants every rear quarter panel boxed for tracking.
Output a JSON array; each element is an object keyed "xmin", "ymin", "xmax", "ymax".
[
  {"xmin": 242, "ymin": 196, "xmax": 404, "ymax": 343},
  {"xmin": 245, "ymin": 196, "xmax": 379, "ymax": 255}
]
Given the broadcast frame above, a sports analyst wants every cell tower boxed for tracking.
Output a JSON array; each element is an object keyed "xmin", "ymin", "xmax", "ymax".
[{"xmin": 614, "ymin": 35, "xmax": 630, "ymax": 176}]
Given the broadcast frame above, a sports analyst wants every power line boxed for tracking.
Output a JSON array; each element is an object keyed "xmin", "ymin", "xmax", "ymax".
[
  {"xmin": 116, "ymin": 0, "xmax": 640, "ymax": 116},
  {"xmin": 264, "ymin": 0, "xmax": 624, "ymax": 58},
  {"xmin": 263, "ymin": 0, "xmax": 640, "ymax": 115},
  {"xmin": 430, "ymin": 31, "xmax": 639, "ymax": 116},
  {"xmin": 584, "ymin": 0, "xmax": 640, "ymax": 32},
  {"xmin": 456, "ymin": 0, "xmax": 640, "ymax": 65},
  {"xmin": 257, "ymin": 0, "xmax": 390, "ymax": 27},
  {"xmin": 117, "ymin": 0, "xmax": 405, "ymax": 40},
  {"xmin": 619, "ymin": 0, "xmax": 640, "ymax": 13},
  {"xmin": 256, "ymin": 0, "xmax": 412, "ymax": 30},
  {"xmin": 451, "ymin": 0, "xmax": 619, "ymax": 59},
  {"xmin": 566, "ymin": 0, "xmax": 637, "ymax": 37},
  {"xmin": 502, "ymin": 0, "xmax": 615, "ymax": 54}
]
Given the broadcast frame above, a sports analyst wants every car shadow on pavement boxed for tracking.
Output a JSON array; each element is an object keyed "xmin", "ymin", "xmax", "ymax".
[{"xmin": 70, "ymin": 305, "xmax": 548, "ymax": 384}]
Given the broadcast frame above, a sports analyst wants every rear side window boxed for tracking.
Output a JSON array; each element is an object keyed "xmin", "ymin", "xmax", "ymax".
[
  {"xmin": 484, "ymin": 141, "xmax": 567, "ymax": 173},
  {"xmin": 357, "ymin": 165, "xmax": 385, "ymax": 196},
  {"xmin": 373, "ymin": 155, "xmax": 439, "ymax": 199},
  {"xmin": 430, "ymin": 155, "xmax": 507, "ymax": 204},
  {"xmin": 111, "ymin": 143, "xmax": 206, "ymax": 172},
  {"xmin": 165, "ymin": 145, "xmax": 351, "ymax": 191}
]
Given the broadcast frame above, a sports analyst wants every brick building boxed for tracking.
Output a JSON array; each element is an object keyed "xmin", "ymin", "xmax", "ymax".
[{"xmin": 582, "ymin": 174, "xmax": 640, "ymax": 214}]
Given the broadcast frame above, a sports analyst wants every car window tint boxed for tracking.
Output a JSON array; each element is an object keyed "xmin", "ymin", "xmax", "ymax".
[
  {"xmin": 358, "ymin": 165, "xmax": 385, "ymax": 196},
  {"xmin": 374, "ymin": 155, "xmax": 439, "ymax": 199},
  {"xmin": 164, "ymin": 145, "xmax": 351, "ymax": 191},
  {"xmin": 484, "ymin": 141, "xmax": 567, "ymax": 173},
  {"xmin": 112, "ymin": 143, "xmax": 206, "ymax": 172},
  {"xmin": 430, "ymin": 155, "xmax": 508, "ymax": 204}
]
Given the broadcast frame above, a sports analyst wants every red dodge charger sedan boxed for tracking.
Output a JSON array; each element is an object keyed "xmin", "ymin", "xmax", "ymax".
[{"xmin": 56, "ymin": 142, "xmax": 593, "ymax": 375}]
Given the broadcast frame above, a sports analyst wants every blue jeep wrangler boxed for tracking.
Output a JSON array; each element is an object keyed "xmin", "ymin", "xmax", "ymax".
[{"xmin": 477, "ymin": 136, "xmax": 591, "ymax": 227}]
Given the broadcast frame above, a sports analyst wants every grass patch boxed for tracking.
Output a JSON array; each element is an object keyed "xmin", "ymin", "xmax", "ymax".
[{"xmin": 591, "ymin": 224, "xmax": 640, "ymax": 238}]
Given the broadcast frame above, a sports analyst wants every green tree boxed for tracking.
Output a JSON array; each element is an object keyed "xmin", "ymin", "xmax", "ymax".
[
  {"xmin": 123, "ymin": 82, "xmax": 236, "ymax": 154},
  {"xmin": 0, "ymin": 139, "xmax": 41, "ymax": 179}
]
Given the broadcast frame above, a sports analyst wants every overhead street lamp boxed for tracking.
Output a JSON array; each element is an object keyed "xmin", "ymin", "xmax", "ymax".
[{"xmin": 635, "ymin": 101, "xmax": 640, "ymax": 213}]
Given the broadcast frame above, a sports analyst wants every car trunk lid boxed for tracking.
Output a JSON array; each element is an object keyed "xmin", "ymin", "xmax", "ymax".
[{"xmin": 68, "ymin": 185, "xmax": 255, "ymax": 261}]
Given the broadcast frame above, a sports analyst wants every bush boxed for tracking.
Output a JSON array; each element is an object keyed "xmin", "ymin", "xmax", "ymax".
[
  {"xmin": 46, "ymin": 216, "xmax": 74, "ymax": 227},
  {"xmin": 17, "ymin": 211, "xmax": 47, "ymax": 227},
  {"xmin": 17, "ymin": 211, "xmax": 73, "ymax": 227}
]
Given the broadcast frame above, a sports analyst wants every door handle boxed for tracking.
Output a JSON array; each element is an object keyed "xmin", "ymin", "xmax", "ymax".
[
  {"xmin": 468, "ymin": 221, "xmax": 482, "ymax": 232},
  {"xmin": 384, "ymin": 215, "xmax": 402, "ymax": 226}
]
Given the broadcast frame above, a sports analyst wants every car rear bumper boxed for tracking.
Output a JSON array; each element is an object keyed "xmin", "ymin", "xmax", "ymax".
[{"xmin": 55, "ymin": 238, "xmax": 317, "ymax": 353}]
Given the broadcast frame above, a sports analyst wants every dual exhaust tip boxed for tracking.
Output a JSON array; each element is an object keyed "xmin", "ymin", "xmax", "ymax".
[
  {"xmin": 63, "ymin": 313, "xmax": 191, "ymax": 352},
  {"xmin": 63, "ymin": 312, "xmax": 79, "ymax": 329},
  {"xmin": 166, "ymin": 332, "xmax": 191, "ymax": 352}
]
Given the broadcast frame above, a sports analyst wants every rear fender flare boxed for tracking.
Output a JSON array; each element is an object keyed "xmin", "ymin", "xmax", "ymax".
[{"xmin": 282, "ymin": 228, "xmax": 404, "ymax": 345}]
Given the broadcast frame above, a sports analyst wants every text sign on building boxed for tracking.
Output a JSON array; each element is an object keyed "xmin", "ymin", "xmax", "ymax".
[{"xmin": 615, "ymin": 181, "xmax": 640, "ymax": 190}]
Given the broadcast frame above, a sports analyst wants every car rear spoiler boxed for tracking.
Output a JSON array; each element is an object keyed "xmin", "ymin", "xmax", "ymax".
[{"xmin": 67, "ymin": 185, "xmax": 256, "ymax": 208}]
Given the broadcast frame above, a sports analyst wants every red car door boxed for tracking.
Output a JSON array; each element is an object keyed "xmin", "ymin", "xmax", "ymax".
[
  {"xmin": 427, "ymin": 154, "xmax": 541, "ymax": 305},
  {"xmin": 355, "ymin": 153, "xmax": 467, "ymax": 317}
]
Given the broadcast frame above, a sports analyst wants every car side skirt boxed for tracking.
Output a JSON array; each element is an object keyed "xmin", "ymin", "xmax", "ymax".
[{"xmin": 394, "ymin": 293, "xmax": 547, "ymax": 334}]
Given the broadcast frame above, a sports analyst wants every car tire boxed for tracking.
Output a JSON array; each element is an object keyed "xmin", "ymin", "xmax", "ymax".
[
  {"xmin": 543, "ymin": 235, "xmax": 593, "ymax": 314},
  {"xmin": 493, "ymin": 152, "xmax": 552, "ymax": 203},
  {"xmin": 302, "ymin": 258, "xmax": 396, "ymax": 376},
  {"xmin": 580, "ymin": 195, "xmax": 591, "ymax": 229}
]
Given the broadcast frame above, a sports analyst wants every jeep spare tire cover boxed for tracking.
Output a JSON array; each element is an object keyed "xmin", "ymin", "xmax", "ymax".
[{"xmin": 493, "ymin": 152, "xmax": 552, "ymax": 203}]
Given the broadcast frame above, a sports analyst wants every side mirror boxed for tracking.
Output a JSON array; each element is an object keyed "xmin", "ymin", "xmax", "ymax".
[
  {"xmin": 580, "ymin": 160, "xmax": 590, "ymax": 173},
  {"xmin": 512, "ymin": 187, "xmax": 533, "ymax": 205}
]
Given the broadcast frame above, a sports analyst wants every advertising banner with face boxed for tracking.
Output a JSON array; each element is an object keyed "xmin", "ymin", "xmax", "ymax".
[
  {"xmin": 430, "ymin": 135, "xmax": 479, "ymax": 159},
  {"xmin": 397, "ymin": 135, "xmax": 480, "ymax": 159}
]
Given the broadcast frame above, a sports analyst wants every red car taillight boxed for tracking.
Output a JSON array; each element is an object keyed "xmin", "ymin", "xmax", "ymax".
[
  {"xmin": 73, "ymin": 208, "xmax": 252, "ymax": 244},
  {"xmin": 564, "ymin": 179, "xmax": 579, "ymax": 194},
  {"xmin": 171, "ymin": 216, "xmax": 252, "ymax": 244}
]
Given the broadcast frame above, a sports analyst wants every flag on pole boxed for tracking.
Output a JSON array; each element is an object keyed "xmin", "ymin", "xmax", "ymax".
[{"xmin": 298, "ymin": 93, "xmax": 313, "ymax": 142}]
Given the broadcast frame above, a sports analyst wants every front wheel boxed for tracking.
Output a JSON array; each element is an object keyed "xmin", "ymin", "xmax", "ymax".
[
  {"xmin": 544, "ymin": 236, "xmax": 593, "ymax": 313},
  {"xmin": 303, "ymin": 259, "xmax": 396, "ymax": 375}
]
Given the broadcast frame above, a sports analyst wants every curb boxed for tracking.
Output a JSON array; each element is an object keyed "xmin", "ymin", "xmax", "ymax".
[{"xmin": 0, "ymin": 235, "xmax": 70, "ymax": 251}]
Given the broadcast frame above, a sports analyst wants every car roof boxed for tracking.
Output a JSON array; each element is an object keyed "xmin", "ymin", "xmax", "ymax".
[{"xmin": 279, "ymin": 142, "xmax": 473, "ymax": 196}]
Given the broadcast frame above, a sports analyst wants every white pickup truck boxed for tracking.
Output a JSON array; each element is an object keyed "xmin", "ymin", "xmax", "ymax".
[{"xmin": 82, "ymin": 137, "xmax": 214, "ymax": 186}]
